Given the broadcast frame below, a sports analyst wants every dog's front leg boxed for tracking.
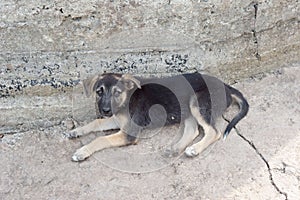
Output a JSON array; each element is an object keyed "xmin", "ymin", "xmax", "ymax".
[
  {"xmin": 72, "ymin": 130, "xmax": 134, "ymax": 161},
  {"xmin": 65, "ymin": 117, "xmax": 119, "ymax": 138}
]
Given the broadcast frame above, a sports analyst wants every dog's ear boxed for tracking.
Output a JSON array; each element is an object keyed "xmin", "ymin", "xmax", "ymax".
[
  {"xmin": 121, "ymin": 74, "xmax": 141, "ymax": 90},
  {"xmin": 82, "ymin": 75, "xmax": 100, "ymax": 97}
]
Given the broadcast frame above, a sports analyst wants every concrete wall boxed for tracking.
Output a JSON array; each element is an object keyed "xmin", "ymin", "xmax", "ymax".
[{"xmin": 1, "ymin": 0, "xmax": 299, "ymax": 131}]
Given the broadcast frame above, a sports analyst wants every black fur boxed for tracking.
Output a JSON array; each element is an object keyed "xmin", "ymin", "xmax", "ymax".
[{"xmin": 223, "ymin": 85, "xmax": 249, "ymax": 138}]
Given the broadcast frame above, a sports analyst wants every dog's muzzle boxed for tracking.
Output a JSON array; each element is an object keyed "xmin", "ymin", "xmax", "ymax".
[{"xmin": 101, "ymin": 106, "xmax": 113, "ymax": 117}]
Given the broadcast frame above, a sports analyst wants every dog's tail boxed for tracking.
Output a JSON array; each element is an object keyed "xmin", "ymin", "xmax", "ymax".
[{"xmin": 223, "ymin": 86, "xmax": 249, "ymax": 139}]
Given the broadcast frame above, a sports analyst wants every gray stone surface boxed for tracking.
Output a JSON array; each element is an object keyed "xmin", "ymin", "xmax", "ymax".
[
  {"xmin": 0, "ymin": 66, "xmax": 299, "ymax": 199},
  {"xmin": 1, "ymin": 0, "xmax": 300, "ymax": 92},
  {"xmin": 1, "ymin": 0, "xmax": 300, "ymax": 129}
]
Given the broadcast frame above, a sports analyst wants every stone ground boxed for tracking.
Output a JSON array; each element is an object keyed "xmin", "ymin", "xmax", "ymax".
[{"xmin": 0, "ymin": 65, "xmax": 299, "ymax": 200}]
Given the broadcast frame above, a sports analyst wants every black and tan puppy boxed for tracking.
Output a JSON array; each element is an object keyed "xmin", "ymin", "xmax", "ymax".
[{"xmin": 66, "ymin": 73, "xmax": 249, "ymax": 162}]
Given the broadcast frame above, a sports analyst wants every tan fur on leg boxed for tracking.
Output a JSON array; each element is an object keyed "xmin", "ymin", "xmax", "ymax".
[
  {"xmin": 165, "ymin": 116, "xmax": 199, "ymax": 157},
  {"xmin": 65, "ymin": 117, "xmax": 119, "ymax": 138},
  {"xmin": 72, "ymin": 131, "xmax": 134, "ymax": 161},
  {"xmin": 185, "ymin": 101, "xmax": 221, "ymax": 157}
]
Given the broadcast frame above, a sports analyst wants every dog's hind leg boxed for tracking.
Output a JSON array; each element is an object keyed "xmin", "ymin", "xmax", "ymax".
[
  {"xmin": 64, "ymin": 117, "xmax": 119, "ymax": 138},
  {"xmin": 185, "ymin": 101, "xmax": 221, "ymax": 157},
  {"xmin": 164, "ymin": 116, "xmax": 199, "ymax": 157},
  {"xmin": 72, "ymin": 130, "xmax": 135, "ymax": 161}
]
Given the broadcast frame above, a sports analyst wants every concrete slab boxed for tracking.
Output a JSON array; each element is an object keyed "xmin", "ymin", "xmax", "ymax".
[{"xmin": 0, "ymin": 65, "xmax": 299, "ymax": 199}]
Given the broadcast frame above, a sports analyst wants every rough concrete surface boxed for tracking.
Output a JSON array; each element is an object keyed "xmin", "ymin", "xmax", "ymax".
[
  {"xmin": 1, "ymin": 0, "xmax": 300, "ymax": 128},
  {"xmin": 1, "ymin": 0, "xmax": 300, "ymax": 92},
  {"xmin": 0, "ymin": 65, "xmax": 299, "ymax": 199}
]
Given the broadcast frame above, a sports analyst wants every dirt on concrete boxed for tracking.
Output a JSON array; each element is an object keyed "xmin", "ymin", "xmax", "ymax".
[{"xmin": 1, "ymin": 65, "xmax": 299, "ymax": 200}]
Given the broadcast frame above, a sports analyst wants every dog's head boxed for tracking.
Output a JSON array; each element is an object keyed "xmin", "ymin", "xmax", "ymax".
[{"xmin": 83, "ymin": 73, "xmax": 141, "ymax": 118}]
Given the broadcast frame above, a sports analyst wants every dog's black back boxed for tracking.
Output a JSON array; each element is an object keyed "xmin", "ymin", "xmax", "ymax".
[{"xmin": 127, "ymin": 73, "xmax": 231, "ymax": 129}]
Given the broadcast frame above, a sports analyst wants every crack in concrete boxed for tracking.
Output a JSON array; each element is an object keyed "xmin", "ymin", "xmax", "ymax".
[
  {"xmin": 235, "ymin": 128, "xmax": 288, "ymax": 200},
  {"xmin": 223, "ymin": 117, "xmax": 288, "ymax": 199},
  {"xmin": 252, "ymin": 1, "xmax": 261, "ymax": 61},
  {"xmin": 274, "ymin": 162, "xmax": 289, "ymax": 174},
  {"xmin": 273, "ymin": 162, "xmax": 300, "ymax": 179}
]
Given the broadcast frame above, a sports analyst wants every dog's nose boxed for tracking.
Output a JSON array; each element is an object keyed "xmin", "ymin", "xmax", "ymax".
[{"xmin": 102, "ymin": 107, "xmax": 111, "ymax": 114}]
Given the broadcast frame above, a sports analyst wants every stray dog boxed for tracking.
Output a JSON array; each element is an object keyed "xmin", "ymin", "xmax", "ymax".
[{"xmin": 65, "ymin": 73, "xmax": 249, "ymax": 162}]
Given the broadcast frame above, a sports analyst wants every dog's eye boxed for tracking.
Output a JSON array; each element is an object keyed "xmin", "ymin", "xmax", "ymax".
[
  {"xmin": 96, "ymin": 86, "xmax": 104, "ymax": 95},
  {"xmin": 113, "ymin": 90, "xmax": 121, "ymax": 97}
]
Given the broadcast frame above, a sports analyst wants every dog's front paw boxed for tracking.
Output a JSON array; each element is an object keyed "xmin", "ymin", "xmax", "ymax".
[
  {"xmin": 64, "ymin": 129, "xmax": 81, "ymax": 139},
  {"xmin": 72, "ymin": 146, "xmax": 92, "ymax": 162},
  {"xmin": 64, "ymin": 130, "xmax": 78, "ymax": 139},
  {"xmin": 185, "ymin": 146, "xmax": 198, "ymax": 157}
]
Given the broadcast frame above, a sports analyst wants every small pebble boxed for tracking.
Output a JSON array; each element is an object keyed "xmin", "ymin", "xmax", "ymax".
[{"xmin": 63, "ymin": 119, "xmax": 75, "ymax": 130}]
